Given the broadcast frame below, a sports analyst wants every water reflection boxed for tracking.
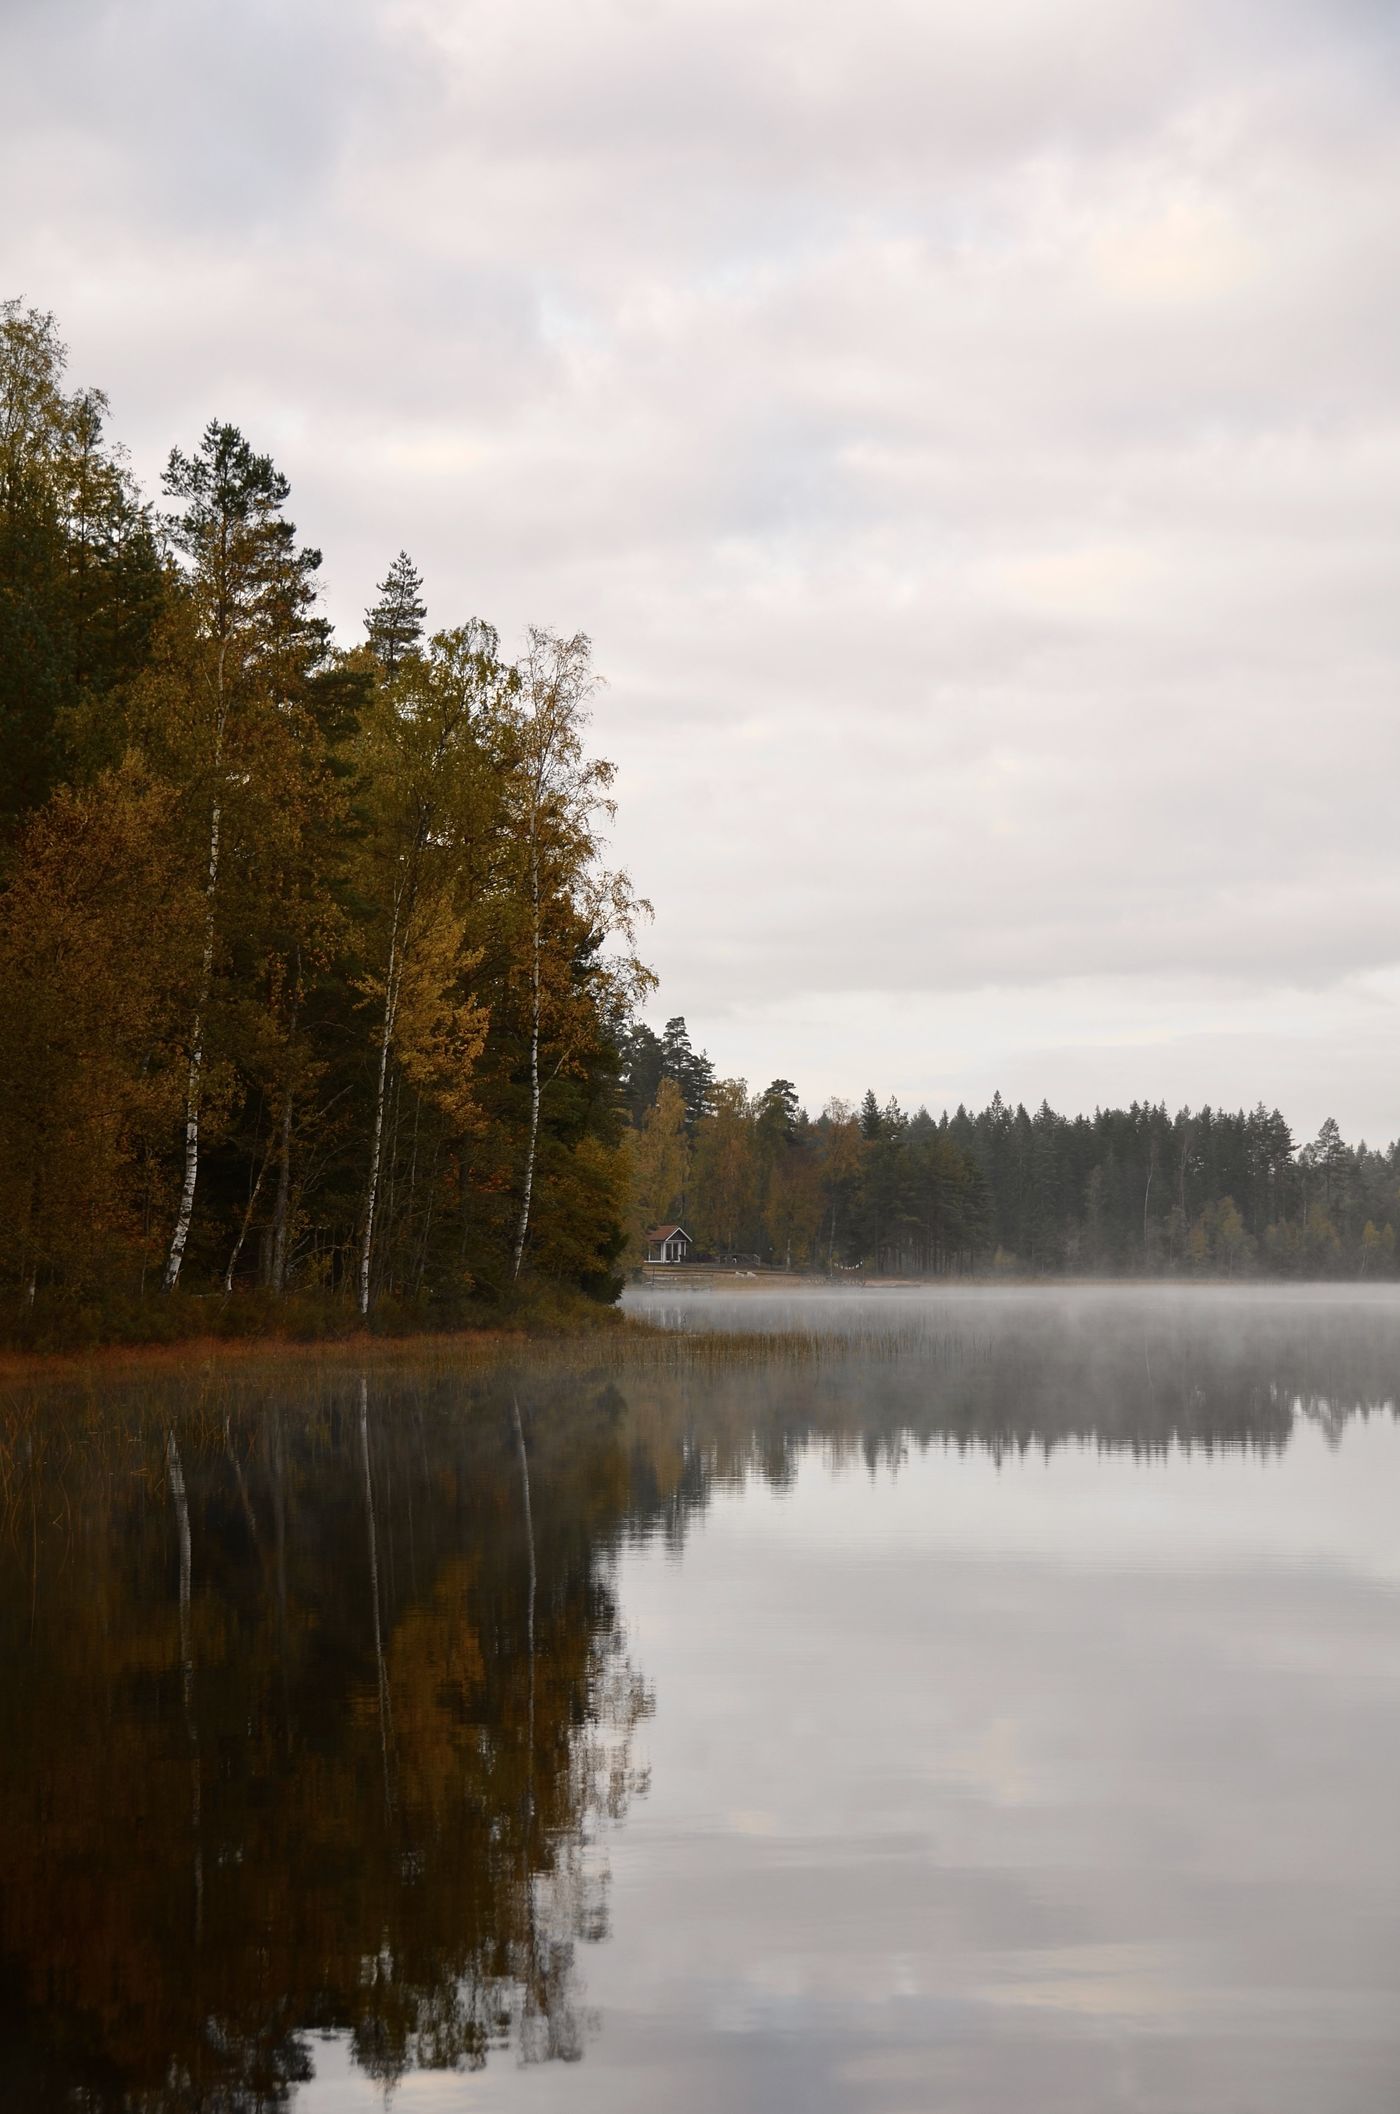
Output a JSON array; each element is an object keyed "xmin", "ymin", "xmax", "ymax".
[
  {"xmin": 0, "ymin": 1289, "xmax": 1398, "ymax": 2108},
  {"xmin": 0, "ymin": 1369, "xmax": 651, "ymax": 2108}
]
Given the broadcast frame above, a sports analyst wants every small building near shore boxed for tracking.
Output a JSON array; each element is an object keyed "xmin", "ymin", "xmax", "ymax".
[{"xmin": 646, "ymin": 1223, "xmax": 693, "ymax": 1264}]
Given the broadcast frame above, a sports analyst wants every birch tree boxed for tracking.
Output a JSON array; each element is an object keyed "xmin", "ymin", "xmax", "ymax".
[
  {"xmin": 354, "ymin": 624, "xmax": 506, "ymax": 1315},
  {"xmin": 156, "ymin": 424, "xmax": 324, "ymax": 1290},
  {"xmin": 503, "ymin": 629, "xmax": 652, "ymax": 1282}
]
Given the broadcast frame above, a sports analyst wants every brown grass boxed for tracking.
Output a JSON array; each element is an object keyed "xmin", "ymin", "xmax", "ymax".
[
  {"xmin": 0, "ymin": 1314, "xmax": 924, "ymax": 1388},
  {"xmin": 0, "ymin": 1326, "xmax": 539, "ymax": 1384}
]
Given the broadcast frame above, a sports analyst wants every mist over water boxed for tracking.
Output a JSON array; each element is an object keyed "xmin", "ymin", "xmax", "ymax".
[{"xmin": 3, "ymin": 1287, "xmax": 1399, "ymax": 2110}]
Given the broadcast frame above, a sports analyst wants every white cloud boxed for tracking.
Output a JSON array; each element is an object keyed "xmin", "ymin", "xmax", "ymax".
[{"xmin": 6, "ymin": 0, "xmax": 1400, "ymax": 1135}]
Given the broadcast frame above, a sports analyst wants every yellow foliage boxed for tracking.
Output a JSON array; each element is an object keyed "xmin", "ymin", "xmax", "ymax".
[{"xmin": 391, "ymin": 890, "xmax": 488, "ymax": 1130}]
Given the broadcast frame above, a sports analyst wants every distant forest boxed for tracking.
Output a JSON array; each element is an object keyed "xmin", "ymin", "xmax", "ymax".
[
  {"xmin": 622, "ymin": 1019, "xmax": 1400, "ymax": 1279},
  {"xmin": 0, "ymin": 301, "xmax": 650, "ymax": 1337}
]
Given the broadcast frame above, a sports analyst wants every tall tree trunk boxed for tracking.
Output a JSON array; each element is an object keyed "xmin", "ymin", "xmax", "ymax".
[
  {"xmin": 269, "ymin": 1067, "xmax": 296, "ymax": 1293},
  {"xmin": 163, "ymin": 790, "xmax": 220, "ymax": 1291},
  {"xmin": 223, "ymin": 1142, "xmax": 270, "ymax": 1296},
  {"xmin": 510, "ymin": 847, "xmax": 542, "ymax": 1282},
  {"xmin": 359, "ymin": 897, "xmax": 403, "ymax": 1319}
]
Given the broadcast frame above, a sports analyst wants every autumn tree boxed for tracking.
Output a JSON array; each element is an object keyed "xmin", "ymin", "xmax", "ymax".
[
  {"xmin": 626, "ymin": 1075, "xmax": 689, "ymax": 1257},
  {"xmin": 351, "ymin": 622, "xmax": 509, "ymax": 1313},
  {"xmin": 690, "ymin": 1078, "xmax": 759, "ymax": 1257},
  {"xmin": 0, "ymin": 760, "xmax": 200, "ymax": 1296},
  {"xmin": 500, "ymin": 628, "xmax": 652, "ymax": 1282}
]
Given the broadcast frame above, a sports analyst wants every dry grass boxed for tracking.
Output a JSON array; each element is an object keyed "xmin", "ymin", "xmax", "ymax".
[
  {"xmin": 0, "ymin": 1313, "xmax": 925, "ymax": 1392},
  {"xmin": 0, "ymin": 1326, "xmax": 536, "ymax": 1385}
]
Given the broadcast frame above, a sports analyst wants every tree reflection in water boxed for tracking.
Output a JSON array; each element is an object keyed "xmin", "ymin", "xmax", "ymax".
[
  {"xmin": 0, "ymin": 1299, "xmax": 1396, "ymax": 2108},
  {"xmin": 0, "ymin": 1369, "xmax": 653, "ymax": 2108}
]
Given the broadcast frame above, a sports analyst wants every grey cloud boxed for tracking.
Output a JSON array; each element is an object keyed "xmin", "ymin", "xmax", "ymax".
[{"xmin": 5, "ymin": 0, "xmax": 1400, "ymax": 1127}]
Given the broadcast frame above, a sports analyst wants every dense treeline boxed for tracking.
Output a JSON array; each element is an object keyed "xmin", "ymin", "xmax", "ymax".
[
  {"xmin": 0, "ymin": 302, "xmax": 649, "ymax": 1338},
  {"xmin": 623, "ymin": 1020, "xmax": 1400, "ymax": 1277}
]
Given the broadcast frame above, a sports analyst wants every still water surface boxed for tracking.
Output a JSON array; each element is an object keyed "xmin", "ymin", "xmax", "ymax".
[{"xmin": 3, "ymin": 1286, "xmax": 1399, "ymax": 2110}]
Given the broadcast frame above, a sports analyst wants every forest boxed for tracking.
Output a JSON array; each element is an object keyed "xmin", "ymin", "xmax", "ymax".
[
  {"xmin": 622, "ymin": 1018, "xmax": 1400, "ymax": 1279},
  {"xmin": 2, "ymin": 298, "xmax": 1395, "ymax": 1348},
  {"xmin": 0, "ymin": 301, "xmax": 649, "ymax": 1342}
]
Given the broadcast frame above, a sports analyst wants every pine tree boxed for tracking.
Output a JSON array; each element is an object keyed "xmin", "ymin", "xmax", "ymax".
[
  {"xmin": 155, "ymin": 422, "xmax": 327, "ymax": 1290},
  {"xmin": 618, "ymin": 1021, "xmax": 664, "ymax": 1122},
  {"xmin": 365, "ymin": 551, "xmax": 426, "ymax": 677},
  {"xmin": 660, "ymin": 1016, "xmax": 715, "ymax": 1131}
]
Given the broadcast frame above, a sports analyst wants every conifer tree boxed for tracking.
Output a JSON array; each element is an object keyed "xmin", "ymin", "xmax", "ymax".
[
  {"xmin": 156, "ymin": 422, "xmax": 326, "ymax": 1290},
  {"xmin": 659, "ymin": 1016, "xmax": 715, "ymax": 1131},
  {"xmin": 365, "ymin": 551, "xmax": 426, "ymax": 676}
]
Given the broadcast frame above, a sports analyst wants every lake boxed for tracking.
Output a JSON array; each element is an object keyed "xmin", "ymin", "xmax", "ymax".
[{"xmin": 2, "ymin": 1285, "xmax": 1399, "ymax": 2110}]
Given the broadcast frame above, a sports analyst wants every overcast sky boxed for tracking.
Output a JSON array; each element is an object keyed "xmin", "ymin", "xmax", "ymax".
[{"xmin": 7, "ymin": 0, "xmax": 1400, "ymax": 1140}]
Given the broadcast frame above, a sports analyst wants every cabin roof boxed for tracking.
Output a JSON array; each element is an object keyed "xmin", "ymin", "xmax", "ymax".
[{"xmin": 646, "ymin": 1224, "xmax": 690, "ymax": 1242}]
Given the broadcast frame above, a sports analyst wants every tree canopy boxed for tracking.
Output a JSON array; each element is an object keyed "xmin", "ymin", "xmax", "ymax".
[{"xmin": 0, "ymin": 304, "xmax": 649, "ymax": 1339}]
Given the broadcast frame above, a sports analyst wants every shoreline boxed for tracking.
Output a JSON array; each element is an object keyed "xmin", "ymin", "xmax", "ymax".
[{"xmin": 0, "ymin": 1324, "xmax": 562, "ymax": 1384}]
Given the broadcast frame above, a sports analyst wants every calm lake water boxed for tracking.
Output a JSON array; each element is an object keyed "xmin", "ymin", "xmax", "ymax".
[{"xmin": 3, "ymin": 1286, "xmax": 1400, "ymax": 2110}]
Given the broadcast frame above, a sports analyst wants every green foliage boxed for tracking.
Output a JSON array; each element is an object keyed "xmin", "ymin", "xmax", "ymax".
[
  {"xmin": 0, "ymin": 306, "xmax": 648, "ymax": 1345},
  {"xmin": 0, "ymin": 301, "xmax": 163, "ymax": 842},
  {"xmin": 364, "ymin": 548, "xmax": 427, "ymax": 675}
]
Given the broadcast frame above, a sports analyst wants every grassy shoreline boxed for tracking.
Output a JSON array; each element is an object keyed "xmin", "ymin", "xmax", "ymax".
[
  {"xmin": 0, "ymin": 1280, "xmax": 633, "ymax": 1367},
  {"xmin": 0, "ymin": 1325, "xmax": 550, "ymax": 1383},
  {"xmin": 0, "ymin": 1318, "xmax": 900, "ymax": 1386}
]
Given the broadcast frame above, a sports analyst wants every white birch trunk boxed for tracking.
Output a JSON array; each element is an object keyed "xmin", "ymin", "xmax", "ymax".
[
  {"xmin": 163, "ymin": 788, "xmax": 220, "ymax": 1291},
  {"xmin": 222, "ymin": 1145, "xmax": 270, "ymax": 1296}
]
